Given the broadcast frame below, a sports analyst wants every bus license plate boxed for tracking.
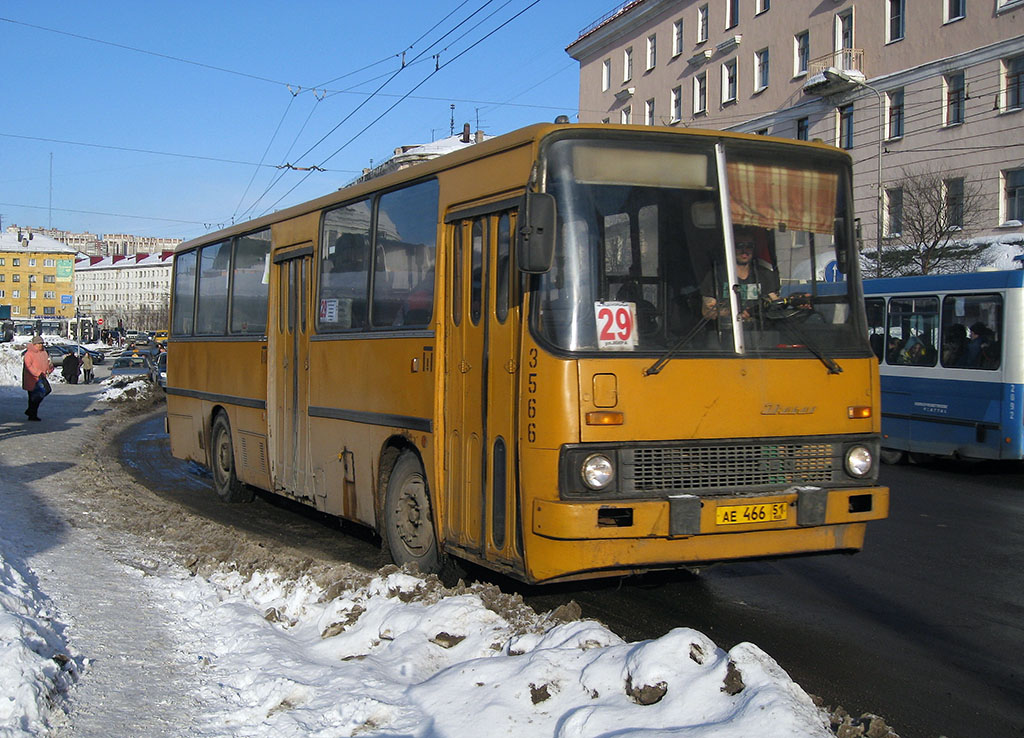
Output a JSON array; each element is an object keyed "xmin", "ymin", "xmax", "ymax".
[{"xmin": 716, "ymin": 502, "xmax": 788, "ymax": 526}]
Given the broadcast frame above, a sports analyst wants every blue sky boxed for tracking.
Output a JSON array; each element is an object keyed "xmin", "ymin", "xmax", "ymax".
[{"xmin": 0, "ymin": 1, "xmax": 609, "ymax": 241}]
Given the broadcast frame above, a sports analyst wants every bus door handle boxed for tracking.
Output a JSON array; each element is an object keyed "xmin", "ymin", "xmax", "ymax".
[{"xmin": 459, "ymin": 360, "xmax": 471, "ymax": 373}]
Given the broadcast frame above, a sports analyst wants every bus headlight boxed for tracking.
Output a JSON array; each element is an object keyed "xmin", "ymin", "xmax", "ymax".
[
  {"xmin": 581, "ymin": 453, "xmax": 614, "ymax": 490},
  {"xmin": 845, "ymin": 445, "xmax": 873, "ymax": 478}
]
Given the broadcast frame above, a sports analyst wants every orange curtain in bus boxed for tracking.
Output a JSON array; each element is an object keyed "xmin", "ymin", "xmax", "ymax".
[{"xmin": 726, "ymin": 161, "xmax": 838, "ymax": 234}]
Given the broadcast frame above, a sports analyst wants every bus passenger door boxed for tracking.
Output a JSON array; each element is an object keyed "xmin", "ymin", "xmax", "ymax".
[
  {"xmin": 269, "ymin": 246, "xmax": 312, "ymax": 498},
  {"xmin": 445, "ymin": 210, "xmax": 521, "ymax": 567}
]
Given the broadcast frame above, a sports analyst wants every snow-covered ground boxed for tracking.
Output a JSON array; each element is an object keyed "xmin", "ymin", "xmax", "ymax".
[{"xmin": 2, "ymin": 327, "xmax": 905, "ymax": 736}]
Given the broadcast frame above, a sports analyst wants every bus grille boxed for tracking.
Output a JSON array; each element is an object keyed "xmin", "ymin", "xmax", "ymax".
[{"xmin": 620, "ymin": 442, "xmax": 836, "ymax": 495}]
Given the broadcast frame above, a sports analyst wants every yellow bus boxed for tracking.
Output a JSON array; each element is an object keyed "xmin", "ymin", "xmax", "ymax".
[{"xmin": 166, "ymin": 123, "xmax": 888, "ymax": 584}]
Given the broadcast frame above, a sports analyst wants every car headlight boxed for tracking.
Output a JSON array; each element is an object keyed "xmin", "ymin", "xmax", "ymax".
[
  {"xmin": 845, "ymin": 445, "xmax": 873, "ymax": 478},
  {"xmin": 581, "ymin": 453, "xmax": 614, "ymax": 490}
]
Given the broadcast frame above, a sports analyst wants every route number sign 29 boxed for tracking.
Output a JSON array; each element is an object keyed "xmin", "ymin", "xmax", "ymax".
[{"xmin": 595, "ymin": 301, "xmax": 638, "ymax": 350}]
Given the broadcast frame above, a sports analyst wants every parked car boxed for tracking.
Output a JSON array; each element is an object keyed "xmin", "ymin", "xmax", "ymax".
[
  {"xmin": 153, "ymin": 330, "xmax": 169, "ymax": 346},
  {"xmin": 37, "ymin": 344, "xmax": 105, "ymax": 366},
  {"xmin": 110, "ymin": 354, "xmax": 153, "ymax": 379},
  {"xmin": 150, "ymin": 352, "xmax": 167, "ymax": 389}
]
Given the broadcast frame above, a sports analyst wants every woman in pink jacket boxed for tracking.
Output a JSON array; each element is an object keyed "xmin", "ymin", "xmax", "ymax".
[{"xmin": 22, "ymin": 335, "xmax": 54, "ymax": 421}]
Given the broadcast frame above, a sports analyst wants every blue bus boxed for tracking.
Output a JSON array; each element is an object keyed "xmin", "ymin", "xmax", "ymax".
[{"xmin": 864, "ymin": 270, "xmax": 1023, "ymax": 462}]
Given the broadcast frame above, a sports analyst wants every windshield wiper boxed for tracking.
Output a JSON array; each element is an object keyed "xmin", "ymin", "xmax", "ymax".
[
  {"xmin": 644, "ymin": 317, "xmax": 711, "ymax": 376},
  {"xmin": 760, "ymin": 301, "xmax": 843, "ymax": 375}
]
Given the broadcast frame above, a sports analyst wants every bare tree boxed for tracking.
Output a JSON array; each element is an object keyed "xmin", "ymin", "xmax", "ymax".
[{"xmin": 867, "ymin": 166, "xmax": 989, "ymax": 277}]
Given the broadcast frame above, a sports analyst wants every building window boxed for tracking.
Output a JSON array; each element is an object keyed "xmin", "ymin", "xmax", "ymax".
[
  {"xmin": 698, "ymin": 5, "xmax": 709, "ymax": 43},
  {"xmin": 836, "ymin": 10, "xmax": 854, "ymax": 68},
  {"xmin": 44, "ymin": 290, "xmax": 56, "ymax": 300},
  {"xmin": 671, "ymin": 86, "xmax": 682, "ymax": 122},
  {"xmin": 12, "ymin": 274, "xmax": 20, "ymax": 282},
  {"xmin": 28, "ymin": 259, "xmax": 36, "ymax": 267},
  {"xmin": 672, "ymin": 19, "xmax": 684, "ymax": 56},
  {"xmin": 43, "ymin": 307, "xmax": 55, "ymax": 316},
  {"xmin": 944, "ymin": 178, "xmax": 964, "ymax": 229},
  {"xmin": 12, "ymin": 290, "xmax": 19, "ymax": 299},
  {"xmin": 754, "ymin": 48, "xmax": 769, "ymax": 91},
  {"xmin": 601, "ymin": 59, "xmax": 611, "ymax": 91},
  {"xmin": 645, "ymin": 98, "xmax": 655, "ymax": 125},
  {"xmin": 886, "ymin": 88, "xmax": 904, "ymax": 139},
  {"xmin": 43, "ymin": 258, "xmax": 54, "ymax": 267},
  {"xmin": 722, "ymin": 58, "xmax": 737, "ymax": 103},
  {"xmin": 945, "ymin": 0, "xmax": 965, "ymax": 22},
  {"xmin": 794, "ymin": 31, "xmax": 809, "ymax": 76},
  {"xmin": 1006, "ymin": 169, "xmax": 1024, "ymax": 222},
  {"xmin": 621, "ymin": 105, "xmax": 632, "ymax": 124},
  {"xmin": 796, "ymin": 117, "xmax": 809, "ymax": 140},
  {"xmin": 837, "ymin": 104, "xmax": 853, "ymax": 149},
  {"xmin": 726, "ymin": 0, "xmax": 739, "ymax": 29},
  {"xmin": 12, "ymin": 259, "xmax": 19, "ymax": 266},
  {"xmin": 886, "ymin": 188, "xmax": 904, "ymax": 236},
  {"xmin": 694, "ymin": 72, "xmax": 707, "ymax": 113},
  {"xmin": 623, "ymin": 47, "xmax": 633, "ymax": 82},
  {"xmin": 886, "ymin": 0, "xmax": 905, "ymax": 43},
  {"xmin": 646, "ymin": 34, "xmax": 657, "ymax": 70},
  {"xmin": 756, "ymin": 0, "xmax": 770, "ymax": 13},
  {"xmin": 945, "ymin": 71, "xmax": 965, "ymax": 125},
  {"xmin": 1005, "ymin": 56, "xmax": 1024, "ymax": 110}
]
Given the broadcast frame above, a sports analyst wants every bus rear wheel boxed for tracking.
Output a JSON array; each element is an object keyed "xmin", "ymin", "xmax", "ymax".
[
  {"xmin": 210, "ymin": 413, "xmax": 254, "ymax": 503},
  {"xmin": 383, "ymin": 451, "xmax": 442, "ymax": 575}
]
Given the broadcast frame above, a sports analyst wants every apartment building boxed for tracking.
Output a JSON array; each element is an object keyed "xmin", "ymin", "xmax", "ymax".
[
  {"xmin": 566, "ymin": 0, "xmax": 1024, "ymax": 263},
  {"xmin": 74, "ymin": 252, "xmax": 173, "ymax": 329},
  {"xmin": 0, "ymin": 231, "xmax": 77, "ymax": 319}
]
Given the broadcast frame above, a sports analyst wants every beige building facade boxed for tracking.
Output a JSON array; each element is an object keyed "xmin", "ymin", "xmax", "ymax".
[
  {"xmin": 0, "ymin": 231, "xmax": 77, "ymax": 320},
  {"xmin": 567, "ymin": 0, "xmax": 1024, "ymax": 261}
]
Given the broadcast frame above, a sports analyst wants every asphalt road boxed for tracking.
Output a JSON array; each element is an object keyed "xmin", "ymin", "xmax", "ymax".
[{"xmin": 123, "ymin": 414, "xmax": 1024, "ymax": 738}]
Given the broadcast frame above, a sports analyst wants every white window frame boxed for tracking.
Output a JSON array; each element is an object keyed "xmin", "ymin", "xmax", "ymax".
[
  {"xmin": 754, "ymin": 48, "xmax": 769, "ymax": 92},
  {"xmin": 693, "ymin": 72, "xmax": 707, "ymax": 114},
  {"xmin": 726, "ymin": 0, "xmax": 739, "ymax": 30},
  {"xmin": 885, "ymin": 88, "xmax": 904, "ymax": 140},
  {"xmin": 794, "ymin": 31, "xmax": 809, "ymax": 77},
  {"xmin": 835, "ymin": 9, "xmax": 854, "ymax": 64},
  {"xmin": 601, "ymin": 58, "xmax": 611, "ymax": 92},
  {"xmin": 623, "ymin": 47, "xmax": 633, "ymax": 82},
  {"xmin": 943, "ymin": 71, "xmax": 965, "ymax": 126},
  {"xmin": 886, "ymin": 0, "xmax": 905, "ymax": 43},
  {"xmin": 1002, "ymin": 55, "xmax": 1024, "ymax": 111},
  {"xmin": 722, "ymin": 58, "xmax": 738, "ymax": 103},
  {"xmin": 837, "ymin": 103, "xmax": 854, "ymax": 150},
  {"xmin": 943, "ymin": 177, "xmax": 965, "ymax": 229},
  {"xmin": 645, "ymin": 98, "xmax": 656, "ymax": 125},
  {"xmin": 756, "ymin": 0, "xmax": 770, "ymax": 14},
  {"xmin": 671, "ymin": 86, "xmax": 682, "ymax": 122},
  {"xmin": 944, "ymin": 0, "xmax": 965, "ymax": 23},
  {"xmin": 672, "ymin": 19, "xmax": 684, "ymax": 57},
  {"xmin": 885, "ymin": 187, "xmax": 904, "ymax": 237},
  {"xmin": 646, "ymin": 34, "xmax": 657, "ymax": 71},
  {"xmin": 698, "ymin": 5, "xmax": 709, "ymax": 43},
  {"xmin": 621, "ymin": 105, "xmax": 632, "ymax": 124}
]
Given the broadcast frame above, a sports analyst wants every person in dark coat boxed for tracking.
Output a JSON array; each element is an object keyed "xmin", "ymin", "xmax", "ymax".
[{"xmin": 61, "ymin": 351, "xmax": 81, "ymax": 384}]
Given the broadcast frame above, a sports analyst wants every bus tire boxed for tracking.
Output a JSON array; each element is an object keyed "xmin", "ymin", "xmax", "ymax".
[
  {"xmin": 383, "ymin": 451, "xmax": 442, "ymax": 575},
  {"xmin": 880, "ymin": 448, "xmax": 907, "ymax": 465},
  {"xmin": 210, "ymin": 413, "xmax": 254, "ymax": 503}
]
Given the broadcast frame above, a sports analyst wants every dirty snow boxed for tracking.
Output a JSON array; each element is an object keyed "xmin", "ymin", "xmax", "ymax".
[{"xmin": 0, "ymin": 338, "xmax": 893, "ymax": 738}]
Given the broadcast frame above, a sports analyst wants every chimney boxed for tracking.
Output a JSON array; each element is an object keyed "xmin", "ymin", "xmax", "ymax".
[
  {"xmin": 475, "ymin": 130, "xmax": 485, "ymax": 144},
  {"xmin": 461, "ymin": 123, "xmax": 471, "ymax": 143}
]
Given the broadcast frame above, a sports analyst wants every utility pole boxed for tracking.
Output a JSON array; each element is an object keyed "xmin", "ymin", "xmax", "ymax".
[
  {"xmin": 49, "ymin": 153, "xmax": 53, "ymax": 230},
  {"xmin": 450, "ymin": 104, "xmax": 455, "ymax": 136}
]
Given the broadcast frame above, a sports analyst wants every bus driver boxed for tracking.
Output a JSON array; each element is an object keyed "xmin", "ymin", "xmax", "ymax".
[{"xmin": 701, "ymin": 225, "xmax": 780, "ymax": 321}]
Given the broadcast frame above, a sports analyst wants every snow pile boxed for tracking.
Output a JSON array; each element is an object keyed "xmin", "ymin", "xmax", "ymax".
[
  {"xmin": 99, "ymin": 377, "xmax": 155, "ymax": 403},
  {"xmin": 0, "ymin": 552, "xmax": 78, "ymax": 735},
  {"xmin": 149, "ymin": 565, "xmax": 835, "ymax": 738}
]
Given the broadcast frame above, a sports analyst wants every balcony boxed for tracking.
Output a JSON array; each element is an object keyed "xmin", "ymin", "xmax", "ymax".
[{"xmin": 803, "ymin": 49, "xmax": 865, "ymax": 96}]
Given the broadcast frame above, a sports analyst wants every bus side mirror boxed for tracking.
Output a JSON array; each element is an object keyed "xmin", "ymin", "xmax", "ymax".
[{"xmin": 517, "ymin": 192, "xmax": 556, "ymax": 274}]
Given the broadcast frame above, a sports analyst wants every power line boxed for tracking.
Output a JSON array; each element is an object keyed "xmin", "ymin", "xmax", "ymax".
[
  {"xmin": 0, "ymin": 131, "xmax": 359, "ymax": 172},
  {"xmin": 0, "ymin": 200, "xmax": 208, "ymax": 225}
]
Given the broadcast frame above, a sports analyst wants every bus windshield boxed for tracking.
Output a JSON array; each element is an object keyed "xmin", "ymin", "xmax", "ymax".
[{"xmin": 533, "ymin": 135, "xmax": 865, "ymax": 358}]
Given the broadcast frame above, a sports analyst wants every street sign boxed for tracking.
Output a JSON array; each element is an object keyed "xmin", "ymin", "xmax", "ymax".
[{"xmin": 97, "ymin": 318, "xmax": 104, "ymax": 325}]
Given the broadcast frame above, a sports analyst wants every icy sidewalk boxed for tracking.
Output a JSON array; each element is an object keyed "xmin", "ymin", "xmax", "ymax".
[{"xmin": 0, "ymin": 381, "xmax": 204, "ymax": 737}]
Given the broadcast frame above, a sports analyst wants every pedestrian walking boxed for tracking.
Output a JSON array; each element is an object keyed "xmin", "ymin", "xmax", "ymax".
[
  {"xmin": 81, "ymin": 350, "xmax": 94, "ymax": 383},
  {"xmin": 22, "ymin": 335, "xmax": 54, "ymax": 421},
  {"xmin": 61, "ymin": 351, "xmax": 81, "ymax": 384}
]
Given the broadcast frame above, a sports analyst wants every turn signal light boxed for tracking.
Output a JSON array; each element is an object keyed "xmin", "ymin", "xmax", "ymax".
[
  {"xmin": 848, "ymin": 406, "xmax": 872, "ymax": 419},
  {"xmin": 586, "ymin": 411, "xmax": 624, "ymax": 426}
]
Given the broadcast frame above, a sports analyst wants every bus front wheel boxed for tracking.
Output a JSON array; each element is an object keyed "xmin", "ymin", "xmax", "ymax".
[
  {"xmin": 383, "ymin": 451, "xmax": 442, "ymax": 575},
  {"xmin": 210, "ymin": 413, "xmax": 254, "ymax": 503}
]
